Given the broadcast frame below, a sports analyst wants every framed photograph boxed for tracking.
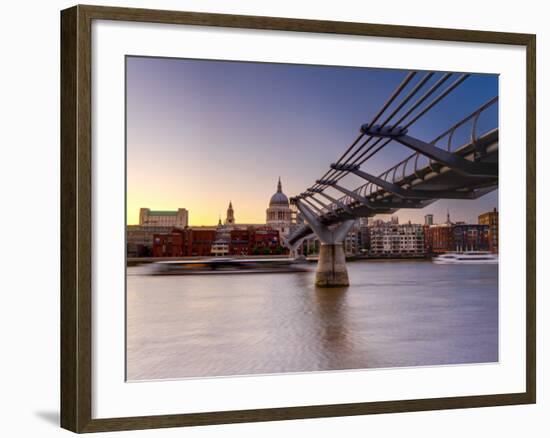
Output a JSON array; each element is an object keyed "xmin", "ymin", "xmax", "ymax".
[{"xmin": 60, "ymin": 4, "xmax": 536, "ymax": 433}]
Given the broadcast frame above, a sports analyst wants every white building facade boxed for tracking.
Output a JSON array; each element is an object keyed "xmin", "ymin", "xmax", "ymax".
[{"xmin": 369, "ymin": 223, "xmax": 425, "ymax": 257}]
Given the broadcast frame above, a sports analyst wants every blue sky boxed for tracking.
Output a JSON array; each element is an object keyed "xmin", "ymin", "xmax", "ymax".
[{"xmin": 126, "ymin": 56, "xmax": 498, "ymax": 225}]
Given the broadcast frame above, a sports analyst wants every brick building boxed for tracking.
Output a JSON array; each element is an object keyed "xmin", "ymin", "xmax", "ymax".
[
  {"xmin": 150, "ymin": 226, "xmax": 283, "ymax": 257},
  {"xmin": 426, "ymin": 224, "xmax": 455, "ymax": 254},
  {"xmin": 478, "ymin": 208, "xmax": 499, "ymax": 253},
  {"xmin": 152, "ymin": 230, "xmax": 185, "ymax": 257},
  {"xmin": 152, "ymin": 227, "xmax": 217, "ymax": 257},
  {"xmin": 250, "ymin": 227, "xmax": 282, "ymax": 255},
  {"xmin": 188, "ymin": 228, "xmax": 217, "ymax": 256},
  {"xmin": 127, "ymin": 225, "xmax": 174, "ymax": 257},
  {"xmin": 453, "ymin": 224, "xmax": 489, "ymax": 252},
  {"xmin": 229, "ymin": 229, "xmax": 251, "ymax": 255}
]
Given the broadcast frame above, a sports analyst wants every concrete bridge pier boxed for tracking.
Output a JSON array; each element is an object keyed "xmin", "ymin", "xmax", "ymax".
[
  {"xmin": 294, "ymin": 200, "xmax": 355, "ymax": 287},
  {"xmin": 316, "ymin": 242, "xmax": 349, "ymax": 287}
]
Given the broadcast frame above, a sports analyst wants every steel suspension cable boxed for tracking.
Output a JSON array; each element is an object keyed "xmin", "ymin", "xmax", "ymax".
[
  {"xmin": 310, "ymin": 71, "xmax": 418, "ymax": 191},
  {"xmin": 313, "ymin": 72, "xmax": 441, "ymax": 190},
  {"xmin": 330, "ymin": 73, "xmax": 470, "ymax": 190},
  {"xmin": 305, "ymin": 72, "xmax": 471, "ymax": 210},
  {"xmin": 316, "ymin": 72, "xmax": 436, "ymax": 189},
  {"xmin": 325, "ymin": 74, "xmax": 454, "ymax": 185},
  {"xmin": 356, "ymin": 73, "xmax": 471, "ymax": 167}
]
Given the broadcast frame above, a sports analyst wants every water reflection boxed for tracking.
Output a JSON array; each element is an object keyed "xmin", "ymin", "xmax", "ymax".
[
  {"xmin": 126, "ymin": 260, "xmax": 498, "ymax": 380},
  {"xmin": 311, "ymin": 287, "xmax": 356, "ymax": 370}
]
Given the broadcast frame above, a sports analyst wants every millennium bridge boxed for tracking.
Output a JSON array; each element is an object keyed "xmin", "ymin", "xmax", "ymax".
[{"xmin": 286, "ymin": 71, "xmax": 499, "ymax": 287}]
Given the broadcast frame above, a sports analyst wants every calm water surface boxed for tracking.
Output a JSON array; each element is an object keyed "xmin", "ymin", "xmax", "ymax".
[{"xmin": 126, "ymin": 260, "xmax": 498, "ymax": 380}]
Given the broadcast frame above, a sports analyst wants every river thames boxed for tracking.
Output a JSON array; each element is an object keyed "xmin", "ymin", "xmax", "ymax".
[{"xmin": 126, "ymin": 260, "xmax": 498, "ymax": 381}]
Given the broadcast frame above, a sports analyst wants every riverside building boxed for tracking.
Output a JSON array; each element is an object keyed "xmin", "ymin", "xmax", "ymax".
[
  {"xmin": 139, "ymin": 208, "xmax": 188, "ymax": 228},
  {"xmin": 478, "ymin": 208, "xmax": 499, "ymax": 253},
  {"xmin": 368, "ymin": 222, "xmax": 425, "ymax": 257}
]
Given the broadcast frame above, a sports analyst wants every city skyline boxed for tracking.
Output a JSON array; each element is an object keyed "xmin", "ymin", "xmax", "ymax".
[
  {"xmin": 126, "ymin": 57, "xmax": 498, "ymax": 226},
  {"xmin": 131, "ymin": 199, "xmax": 497, "ymax": 228}
]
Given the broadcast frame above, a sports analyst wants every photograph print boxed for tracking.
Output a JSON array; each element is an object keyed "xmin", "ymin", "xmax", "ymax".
[{"xmin": 125, "ymin": 57, "xmax": 499, "ymax": 381}]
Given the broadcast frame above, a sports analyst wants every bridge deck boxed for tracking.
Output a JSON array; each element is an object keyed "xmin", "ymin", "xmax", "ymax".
[{"xmin": 288, "ymin": 129, "xmax": 498, "ymax": 244}]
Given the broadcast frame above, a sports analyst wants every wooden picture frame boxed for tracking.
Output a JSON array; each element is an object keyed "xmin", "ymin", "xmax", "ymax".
[{"xmin": 61, "ymin": 4, "xmax": 536, "ymax": 433}]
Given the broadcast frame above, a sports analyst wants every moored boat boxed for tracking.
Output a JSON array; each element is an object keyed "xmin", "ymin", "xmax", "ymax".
[{"xmin": 432, "ymin": 251, "xmax": 498, "ymax": 265}]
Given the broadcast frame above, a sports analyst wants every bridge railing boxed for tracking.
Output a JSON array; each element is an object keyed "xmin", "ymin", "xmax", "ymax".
[
  {"xmin": 336, "ymin": 96, "xmax": 498, "ymax": 205},
  {"xmin": 288, "ymin": 78, "xmax": 499, "ymax": 245}
]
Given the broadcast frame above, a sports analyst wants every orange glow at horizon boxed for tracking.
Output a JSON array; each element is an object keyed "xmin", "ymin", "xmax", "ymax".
[
  {"xmin": 125, "ymin": 57, "xmax": 498, "ymax": 227},
  {"xmin": 126, "ymin": 177, "xmax": 283, "ymax": 226},
  {"xmin": 126, "ymin": 198, "xmax": 271, "ymax": 226}
]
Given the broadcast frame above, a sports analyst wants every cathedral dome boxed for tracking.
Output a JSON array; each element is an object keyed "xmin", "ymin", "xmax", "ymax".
[{"xmin": 269, "ymin": 178, "xmax": 289, "ymax": 207}]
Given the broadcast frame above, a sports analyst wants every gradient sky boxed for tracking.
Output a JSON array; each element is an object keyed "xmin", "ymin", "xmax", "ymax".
[{"xmin": 126, "ymin": 56, "xmax": 498, "ymax": 226}]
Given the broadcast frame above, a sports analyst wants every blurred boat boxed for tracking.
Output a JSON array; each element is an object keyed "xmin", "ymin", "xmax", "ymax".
[
  {"xmin": 432, "ymin": 252, "xmax": 498, "ymax": 265},
  {"xmin": 148, "ymin": 258, "xmax": 310, "ymax": 275}
]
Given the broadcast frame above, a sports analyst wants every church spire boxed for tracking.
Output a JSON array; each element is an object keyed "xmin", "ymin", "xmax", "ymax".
[
  {"xmin": 225, "ymin": 201, "xmax": 235, "ymax": 225},
  {"xmin": 277, "ymin": 177, "xmax": 282, "ymax": 193}
]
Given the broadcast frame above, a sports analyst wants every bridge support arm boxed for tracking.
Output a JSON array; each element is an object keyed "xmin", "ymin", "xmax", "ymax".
[
  {"xmin": 331, "ymin": 219, "xmax": 356, "ymax": 243},
  {"xmin": 309, "ymin": 196, "xmax": 332, "ymax": 210},
  {"xmin": 328, "ymin": 182, "xmax": 373, "ymax": 207},
  {"xmin": 395, "ymin": 134, "xmax": 497, "ymax": 177},
  {"xmin": 286, "ymin": 235, "xmax": 307, "ymax": 260},
  {"xmin": 339, "ymin": 166, "xmax": 487, "ymax": 200},
  {"xmin": 301, "ymin": 197, "xmax": 325, "ymax": 215},
  {"xmin": 360, "ymin": 125, "xmax": 497, "ymax": 177},
  {"xmin": 318, "ymin": 180, "xmax": 424, "ymax": 210},
  {"xmin": 315, "ymin": 191, "xmax": 355, "ymax": 215},
  {"xmin": 294, "ymin": 200, "xmax": 331, "ymax": 242},
  {"xmin": 295, "ymin": 199, "xmax": 356, "ymax": 287}
]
